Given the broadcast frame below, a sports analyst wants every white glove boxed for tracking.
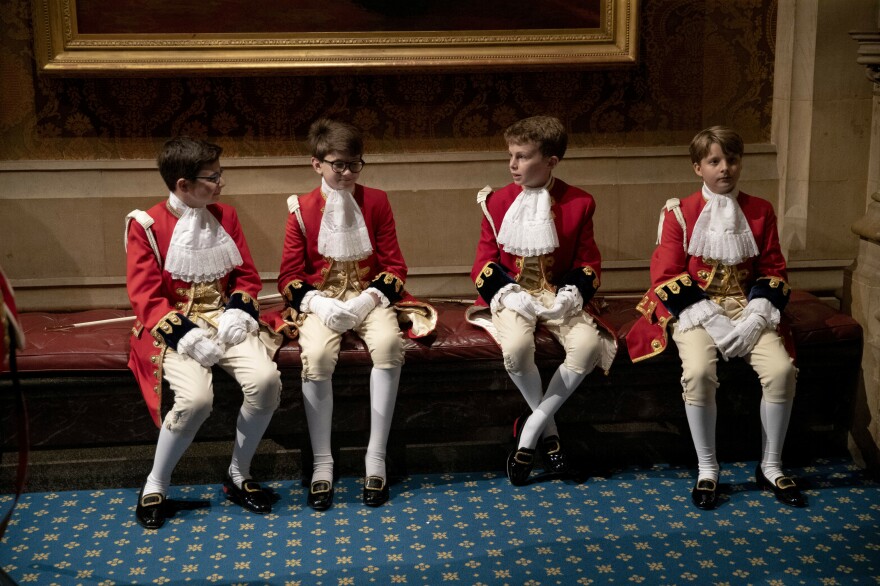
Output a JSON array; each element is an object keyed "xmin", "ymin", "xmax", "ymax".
[
  {"xmin": 741, "ymin": 297, "xmax": 780, "ymax": 329},
  {"xmin": 500, "ymin": 290, "xmax": 541, "ymax": 321},
  {"xmin": 536, "ymin": 287, "xmax": 583, "ymax": 321},
  {"xmin": 216, "ymin": 308, "xmax": 258, "ymax": 346},
  {"xmin": 176, "ymin": 327, "xmax": 224, "ymax": 367},
  {"xmin": 344, "ymin": 290, "xmax": 379, "ymax": 328},
  {"xmin": 700, "ymin": 313, "xmax": 737, "ymax": 361},
  {"xmin": 306, "ymin": 294, "xmax": 358, "ymax": 333},
  {"xmin": 717, "ymin": 313, "xmax": 767, "ymax": 358}
]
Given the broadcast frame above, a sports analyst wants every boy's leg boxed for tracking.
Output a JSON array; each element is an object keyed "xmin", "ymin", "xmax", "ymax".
[
  {"xmin": 672, "ymin": 324, "xmax": 721, "ymax": 483},
  {"xmin": 517, "ymin": 364, "xmax": 588, "ymax": 450},
  {"xmin": 356, "ymin": 306, "xmax": 405, "ymax": 484},
  {"xmin": 298, "ymin": 316, "xmax": 344, "ymax": 487},
  {"xmin": 745, "ymin": 330, "xmax": 797, "ymax": 484},
  {"xmin": 145, "ymin": 351, "xmax": 216, "ymax": 495},
  {"xmin": 302, "ymin": 379, "xmax": 334, "ymax": 483},
  {"xmin": 365, "ymin": 365, "xmax": 401, "ymax": 480},
  {"xmin": 493, "ymin": 308, "xmax": 557, "ymax": 435},
  {"xmin": 137, "ymin": 350, "xmax": 214, "ymax": 528},
  {"xmin": 219, "ymin": 333, "xmax": 282, "ymax": 488},
  {"xmin": 517, "ymin": 314, "xmax": 601, "ymax": 450}
]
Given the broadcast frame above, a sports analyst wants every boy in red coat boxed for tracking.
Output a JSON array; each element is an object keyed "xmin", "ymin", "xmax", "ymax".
[
  {"xmin": 277, "ymin": 119, "xmax": 434, "ymax": 510},
  {"xmin": 626, "ymin": 126, "xmax": 805, "ymax": 510},
  {"xmin": 126, "ymin": 138, "xmax": 282, "ymax": 529},
  {"xmin": 467, "ymin": 116, "xmax": 616, "ymax": 486}
]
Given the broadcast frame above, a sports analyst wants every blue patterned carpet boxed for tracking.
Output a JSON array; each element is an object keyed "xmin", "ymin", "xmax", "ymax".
[{"xmin": 1, "ymin": 458, "xmax": 878, "ymax": 585}]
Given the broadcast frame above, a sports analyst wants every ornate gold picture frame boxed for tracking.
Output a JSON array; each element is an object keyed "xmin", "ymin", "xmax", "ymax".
[{"xmin": 33, "ymin": 0, "xmax": 639, "ymax": 75}]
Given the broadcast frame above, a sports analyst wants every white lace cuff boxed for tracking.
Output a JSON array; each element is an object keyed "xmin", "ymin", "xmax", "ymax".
[
  {"xmin": 300, "ymin": 290, "xmax": 323, "ymax": 313},
  {"xmin": 743, "ymin": 297, "xmax": 781, "ymax": 328},
  {"xmin": 677, "ymin": 299, "xmax": 722, "ymax": 332},
  {"xmin": 367, "ymin": 286, "xmax": 391, "ymax": 308},
  {"xmin": 490, "ymin": 283, "xmax": 522, "ymax": 314}
]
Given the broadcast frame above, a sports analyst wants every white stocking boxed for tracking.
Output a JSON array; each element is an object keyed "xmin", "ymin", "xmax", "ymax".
[
  {"xmin": 302, "ymin": 378, "xmax": 334, "ymax": 484},
  {"xmin": 685, "ymin": 403, "xmax": 719, "ymax": 482},
  {"xmin": 517, "ymin": 365, "xmax": 585, "ymax": 450},
  {"xmin": 365, "ymin": 366, "xmax": 401, "ymax": 480},
  {"xmin": 508, "ymin": 367, "xmax": 559, "ymax": 439},
  {"xmin": 228, "ymin": 404, "xmax": 274, "ymax": 488},
  {"xmin": 143, "ymin": 426, "xmax": 198, "ymax": 496},
  {"xmin": 760, "ymin": 398, "xmax": 793, "ymax": 484}
]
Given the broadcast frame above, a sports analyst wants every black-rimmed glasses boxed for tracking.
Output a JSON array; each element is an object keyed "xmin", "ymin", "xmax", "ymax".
[
  {"xmin": 191, "ymin": 170, "xmax": 224, "ymax": 184},
  {"xmin": 321, "ymin": 159, "xmax": 366, "ymax": 173}
]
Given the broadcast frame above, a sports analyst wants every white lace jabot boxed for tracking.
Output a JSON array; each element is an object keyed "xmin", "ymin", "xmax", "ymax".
[
  {"xmin": 317, "ymin": 178, "xmax": 373, "ymax": 262},
  {"xmin": 496, "ymin": 178, "xmax": 559, "ymax": 257},
  {"xmin": 687, "ymin": 184, "xmax": 758, "ymax": 266},
  {"xmin": 164, "ymin": 193, "xmax": 243, "ymax": 283}
]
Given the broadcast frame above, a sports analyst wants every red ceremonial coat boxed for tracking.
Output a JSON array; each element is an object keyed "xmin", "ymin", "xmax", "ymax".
[
  {"xmin": 275, "ymin": 184, "xmax": 435, "ymax": 339},
  {"xmin": 626, "ymin": 190, "xmax": 792, "ymax": 363},
  {"xmin": 126, "ymin": 200, "xmax": 263, "ymax": 427}
]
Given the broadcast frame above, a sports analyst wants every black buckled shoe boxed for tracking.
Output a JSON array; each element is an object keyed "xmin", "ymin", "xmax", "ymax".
[
  {"xmin": 691, "ymin": 478, "xmax": 718, "ymax": 510},
  {"xmin": 135, "ymin": 489, "xmax": 167, "ymax": 530},
  {"xmin": 307, "ymin": 480, "xmax": 334, "ymax": 511},
  {"xmin": 363, "ymin": 476, "xmax": 389, "ymax": 507},
  {"xmin": 539, "ymin": 435, "xmax": 571, "ymax": 475},
  {"xmin": 222, "ymin": 477, "xmax": 272, "ymax": 514},
  {"xmin": 756, "ymin": 465, "xmax": 807, "ymax": 508},
  {"xmin": 506, "ymin": 447, "xmax": 536, "ymax": 486}
]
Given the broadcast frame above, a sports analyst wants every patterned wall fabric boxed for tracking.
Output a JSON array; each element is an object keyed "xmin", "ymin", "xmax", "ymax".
[{"xmin": 0, "ymin": 0, "xmax": 776, "ymax": 159}]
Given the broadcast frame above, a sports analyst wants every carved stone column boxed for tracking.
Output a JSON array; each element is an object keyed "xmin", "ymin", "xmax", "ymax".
[{"xmin": 843, "ymin": 30, "xmax": 880, "ymax": 469}]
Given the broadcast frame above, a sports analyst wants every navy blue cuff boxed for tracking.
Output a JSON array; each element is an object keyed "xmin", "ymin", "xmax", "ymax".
[
  {"xmin": 281, "ymin": 280, "xmax": 316, "ymax": 311},
  {"xmin": 475, "ymin": 262, "xmax": 516, "ymax": 305},
  {"xmin": 561, "ymin": 266, "xmax": 599, "ymax": 304},
  {"xmin": 369, "ymin": 272, "xmax": 405, "ymax": 305},
  {"xmin": 654, "ymin": 274, "xmax": 707, "ymax": 317},
  {"xmin": 748, "ymin": 277, "xmax": 792, "ymax": 311},
  {"xmin": 154, "ymin": 312, "xmax": 198, "ymax": 350},
  {"xmin": 226, "ymin": 291, "xmax": 260, "ymax": 322}
]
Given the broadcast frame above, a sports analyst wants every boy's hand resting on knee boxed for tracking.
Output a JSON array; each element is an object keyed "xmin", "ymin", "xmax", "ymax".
[
  {"xmin": 536, "ymin": 287, "xmax": 583, "ymax": 321},
  {"xmin": 304, "ymin": 293, "xmax": 358, "ymax": 333},
  {"xmin": 344, "ymin": 290, "xmax": 379, "ymax": 328},
  {"xmin": 500, "ymin": 290, "xmax": 541, "ymax": 321},
  {"xmin": 176, "ymin": 327, "xmax": 224, "ymax": 367},
  {"xmin": 718, "ymin": 313, "xmax": 767, "ymax": 358},
  {"xmin": 216, "ymin": 308, "xmax": 258, "ymax": 346}
]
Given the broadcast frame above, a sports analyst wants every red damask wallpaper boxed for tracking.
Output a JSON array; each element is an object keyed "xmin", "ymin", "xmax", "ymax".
[{"xmin": 0, "ymin": 0, "xmax": 775, "ymax": 159}]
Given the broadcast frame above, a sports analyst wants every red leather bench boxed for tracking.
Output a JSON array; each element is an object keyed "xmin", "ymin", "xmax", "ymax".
[{"xmin": 1, "ymin": 292, "xmax": 863, "ymax": 473}]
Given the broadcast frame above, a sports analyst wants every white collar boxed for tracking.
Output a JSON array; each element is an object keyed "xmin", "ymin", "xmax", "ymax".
[
  {"xmin": 496, "ymin": 177, "xmax": 558, "ymax": 257},
  {"xmin": 317, "ymin": 178, "xmax": 373, "ymax": 262},
  {"xmin": 687, "ymin": 184, "xmax": 759, "ymax": 265},
  {"xmin": 164, "ymin": 192, "xmax": 242, "ymax": 282}
]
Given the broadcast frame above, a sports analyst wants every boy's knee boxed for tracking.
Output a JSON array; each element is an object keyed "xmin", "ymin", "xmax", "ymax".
[
  {"xmin": 369, "ymin": 333, "xmax": 405, "ymax": 369},
  {"xmin": 762, "ymin": 360, "xmax": 797, "ymax": 402},
  {"xmin": 503, "ymin": 351, "xmax": 536, "ymax": 377},
  {"xmin": 245, "ymin": 368, "xmax": 282, "ymax": 411},
  {"xmin": 300, "ymin": 352, "xmax": 336, "ymax": 382},
  {"xmin": 164, "ymin": 397, "xmax": 213, "ymax": 432},
  {"xmin": 563, "ymin": 345, "xmax": 599, "ymax": 375},
  {"xmin": 680, "ymin": 375, "xmax": 717, "ymax": 407}
]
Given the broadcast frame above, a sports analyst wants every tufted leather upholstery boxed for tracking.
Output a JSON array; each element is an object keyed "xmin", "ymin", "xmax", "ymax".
[{"xmin": 4, "ymin": 291, "xmax": 862, "ymax": 375}]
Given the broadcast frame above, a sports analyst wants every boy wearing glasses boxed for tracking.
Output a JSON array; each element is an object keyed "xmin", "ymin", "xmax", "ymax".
[
  {"xmin": 126, "ymin": 137, "xmax": 282, "ymax": 529},
  {"xmin": 276, "ymin": 118, "xmax": 434, "ymax": 510}
]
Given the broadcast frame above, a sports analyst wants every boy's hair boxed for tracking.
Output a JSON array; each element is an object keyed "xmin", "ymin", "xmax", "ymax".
[
  {"xmin": 689, "ymin": 126, "xmax": 744, "ymax": 164},
  {"xmin": 504, "ymin": 116, "xmax": 568, "ymax": 160},
  {"xmin": 308, "ymin": 118, "xmax": 363, "ymax": 159},
  {"xmin": 157, "ymin": 137, "xmax": 222, "ymax": 191}
]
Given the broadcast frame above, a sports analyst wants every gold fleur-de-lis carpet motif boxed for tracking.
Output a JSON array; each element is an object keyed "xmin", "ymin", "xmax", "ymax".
[{"xmin": 1, "ymin": 458, "xmax": 878, "ymax": 585}]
